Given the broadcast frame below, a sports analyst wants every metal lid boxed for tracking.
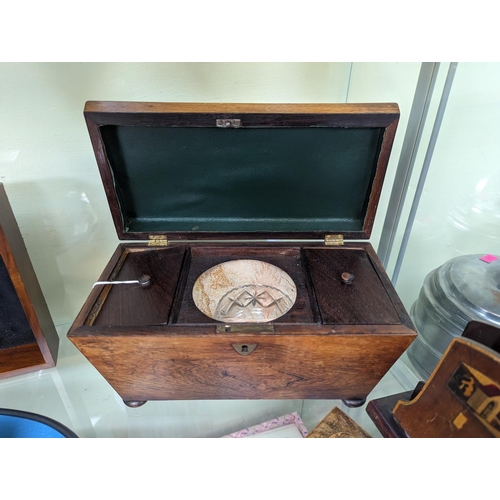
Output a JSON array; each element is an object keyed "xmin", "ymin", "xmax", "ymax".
[{"xmin": 437, "ymin": 255, "xmax": 500, "ymax": 326}]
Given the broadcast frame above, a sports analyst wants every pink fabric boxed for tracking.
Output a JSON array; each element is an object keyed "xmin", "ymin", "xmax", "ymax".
[{"xmin": 222, "ymin": 411, "xmax": 308, "ymax": 438}]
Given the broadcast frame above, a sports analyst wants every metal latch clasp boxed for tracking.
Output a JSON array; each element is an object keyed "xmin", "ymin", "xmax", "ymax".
[{"xmin": 216, "ymin": 119, "xmax": 242, "ymax": 128}]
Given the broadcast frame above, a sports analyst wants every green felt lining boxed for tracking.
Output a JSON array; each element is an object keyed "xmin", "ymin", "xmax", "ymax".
[{"xmin": 101, "ymin": 125, "xmax": 384, "ymax": 234}]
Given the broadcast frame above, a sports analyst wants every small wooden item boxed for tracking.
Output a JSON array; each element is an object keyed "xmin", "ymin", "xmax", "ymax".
[
  {"xmin": 0, "ymin": 184, "xmax": 58, "ymax": 378},
  {"xmin": 68, "ymin": 102, "xmax": 417, "ymax": 407},
  {"xmin": 367, "ymin": 328, "xmax": 500, "ymax": 438},
  {"xmin": 307, "ymin": 407, "xmax": 371, "ymax": 438},
  {"xmin": 365, "ymin": 384, "xmax": 424, "ymax": 438}
]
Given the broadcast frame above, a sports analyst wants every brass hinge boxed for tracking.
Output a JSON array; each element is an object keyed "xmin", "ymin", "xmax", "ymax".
[
  {"xmin": 148, "ymin": 235, "xmax": 168, "ymax": 247},
  {"xmin": 325, "ymin": 234, "xmax": 344, "ymax": 246}
]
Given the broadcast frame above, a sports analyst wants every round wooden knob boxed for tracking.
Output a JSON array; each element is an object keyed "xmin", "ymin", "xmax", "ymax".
[
  {"xmin": 138, "ymin": 274, "xmax": 152, "ymax": 286},
  {"xmin": 341, "ymin": 272, "xmax": 355, "ymax": 285}
]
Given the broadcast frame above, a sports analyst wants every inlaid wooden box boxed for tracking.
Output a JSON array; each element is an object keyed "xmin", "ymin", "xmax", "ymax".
[
  {"xmin": 68, "ymin": 102, "xmax": 417, "ymax": 407},
  {"xmin": 0, "ymin": 184, "xmax": 59, "ymax": 379}
]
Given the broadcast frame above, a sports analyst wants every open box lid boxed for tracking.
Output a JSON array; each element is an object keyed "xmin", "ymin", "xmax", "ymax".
[{"xmin": 84, "ymin": 101, "xmax": 399, "ymax": 242}]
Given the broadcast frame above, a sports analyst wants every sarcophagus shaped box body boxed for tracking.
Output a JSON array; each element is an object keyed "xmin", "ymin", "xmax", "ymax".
[{"xmin": 68, "ymin": 102, "xmax": 416, "ymax": 407}]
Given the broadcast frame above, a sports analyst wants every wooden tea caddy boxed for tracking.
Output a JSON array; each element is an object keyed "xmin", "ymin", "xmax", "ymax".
[{"xmin": 68, "ymin": 101, "xmax": 417, "ymax": 408}]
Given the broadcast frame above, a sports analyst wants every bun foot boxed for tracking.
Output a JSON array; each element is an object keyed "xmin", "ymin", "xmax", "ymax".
[
  {"xmin": 342, "ymin": 398, "xmax": 366, "ymax": 408},
  {"xmin": 123, "ymin": 400, "xmax": 147, "ymax": 408}
]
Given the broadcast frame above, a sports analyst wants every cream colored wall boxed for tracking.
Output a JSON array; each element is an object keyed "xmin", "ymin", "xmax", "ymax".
[
  {"xmin": 0, "ymin": 62, "xmax": 420, "ymax": 328},
  {"xmin": 346, "ymin": 63, "xmax": 421, "ymax": 249}
]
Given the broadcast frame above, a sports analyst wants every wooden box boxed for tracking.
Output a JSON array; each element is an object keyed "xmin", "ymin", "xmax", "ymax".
[
  {"xmin": 68, "ymin": 102, "xmax": 417, "ymax": 408},
  {"xmin": 0, "ymin": 184, "xmax": 59, "ymax": 378},
  {"xmin": 367, "ymin": 321, "xmax": 500, "ymax": 438}
]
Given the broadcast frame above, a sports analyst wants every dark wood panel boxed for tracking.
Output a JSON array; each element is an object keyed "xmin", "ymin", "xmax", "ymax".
[
  {"xmin": 462, "ymin": 320, "xmax": 500, "ymax": 354},
  {"xmin": 71, "ymin": 322, "xmax": 415, "ymax": 337},
  {"xmin": 93, "ymin": 246, "xmax": 186, "ymax": 327},
  {"xmin": 304, "ymin": 247, "xmax": 401, "ymax": 325},
  {"xmin": 366, "ymin": 391, "xmax": 414, "ymax": 438},
  {"xmin": 174, "ymin": 246, "xmax": 316, "ymax": 324},
  {"xmin": 366, "ymin": 382, "xmax": 424, "ymax": 438},
  {"xmin": 363, "ymin": 118, "xmax": 398, "ymax": 236},
  {"xmin": 110, "ymin": 230, "xmax": 372, "ymax": 241},
  {"xmin": 72, "ymin": 244, "xmax": 127, "ymax": 331},
  {"xmin": 364, "ymin": 244, "xmax": 415, "ymax": 329},
  {"xmin": 72, "ymin": 333, "xmax": 415, "ymax": 401}
]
